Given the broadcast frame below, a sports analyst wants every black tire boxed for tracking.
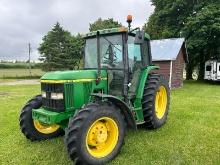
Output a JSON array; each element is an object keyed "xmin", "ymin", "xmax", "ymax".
[
  {"xmin": 19, "ymin": 95, "xmax": 64, "ymax": 141},
  {"xmin": 65, "ymin": 102, "xmax": 125, "ymax": 165},
  {"xmin": 142, "ymin": 74, "xmax": 170, "ymax": 129}
]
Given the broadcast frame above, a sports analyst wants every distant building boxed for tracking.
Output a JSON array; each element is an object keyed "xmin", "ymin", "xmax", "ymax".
[
  {"xmin": 151, "ymin": 38, "xmax": 188, "ymax": 88},
  {"xmin": 204, "ymin": 60, "xmax": 220, "ymax": 81}
]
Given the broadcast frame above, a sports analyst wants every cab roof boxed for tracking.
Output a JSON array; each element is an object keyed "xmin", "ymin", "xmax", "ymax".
[{"xmin": 83, "ymin": 27, "xmax": 150, "ymax": 40}]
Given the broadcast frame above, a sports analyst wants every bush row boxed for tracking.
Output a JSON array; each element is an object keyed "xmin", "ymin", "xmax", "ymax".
[{"xmin": 0, "ymin": 63, "xmax": 43, "ymax": 69}]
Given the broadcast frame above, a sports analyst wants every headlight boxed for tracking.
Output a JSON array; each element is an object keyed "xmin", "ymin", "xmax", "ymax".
[
  {"xmin": 42, "ymin": 91, "xmax": 46, "ymax": 98},
  {"xmin": 51, "ymin": 93, "xmax": 63, "ymax": 100}
]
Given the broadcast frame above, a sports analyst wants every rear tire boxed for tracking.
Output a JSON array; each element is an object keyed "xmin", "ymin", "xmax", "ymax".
[
  {"xmin": 19, "ymin": 95, "xmax": 64, "ymax": 141},
  {"xmin": 142, "ymin": 74, "xmax": 170, "ymax": 129},
  {"xmin": 65, "ymin": 102, "xmax": 125, "ymax": 165}
]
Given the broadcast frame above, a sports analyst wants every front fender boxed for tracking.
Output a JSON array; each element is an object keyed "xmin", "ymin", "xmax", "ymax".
[{"xmin": 91, "ymin": 93, "xmax": 136, "ymax": 129}]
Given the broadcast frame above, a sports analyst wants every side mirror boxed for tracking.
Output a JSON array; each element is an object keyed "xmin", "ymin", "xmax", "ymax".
[{"xmin": 134, "ymin": 31, "xmax": 145, "ymax": 44}]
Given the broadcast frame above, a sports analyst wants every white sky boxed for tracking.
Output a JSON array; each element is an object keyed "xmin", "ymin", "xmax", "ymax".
[{"xmin": 0, "ymin": 0, "xmax": 154, "ymax": 61}]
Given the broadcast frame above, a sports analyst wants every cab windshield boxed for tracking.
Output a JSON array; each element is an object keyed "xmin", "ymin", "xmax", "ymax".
[
  {"xmin": 84, "ymin": 34, "xmax": 142, "ymax": 70},
  {"xmin": 84, "ymin": 34, "xmax": 123, "ymax": 69}
]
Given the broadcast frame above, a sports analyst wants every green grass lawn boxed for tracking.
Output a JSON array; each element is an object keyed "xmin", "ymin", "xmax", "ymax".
[
  {"xmin": 0, "ymin": 69, "xmax": 44, "ymax": 78},
  {"xmin": 0, "ymin": 81, "xmax": 219, "ymax": 165}
]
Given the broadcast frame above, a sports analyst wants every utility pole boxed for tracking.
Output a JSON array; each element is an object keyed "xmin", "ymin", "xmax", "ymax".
[{"xmin": 28, "ymin": 43, "xmax": 32, "ymax": 77}]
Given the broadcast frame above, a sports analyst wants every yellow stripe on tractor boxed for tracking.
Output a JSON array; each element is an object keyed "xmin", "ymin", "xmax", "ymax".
[{"xmin": 41, "ymin": 78, "xmax": 107, "ymax": 84}]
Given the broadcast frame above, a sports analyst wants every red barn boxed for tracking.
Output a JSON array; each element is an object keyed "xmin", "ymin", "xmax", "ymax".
[{"xmin": 151, "ymin": 38, "xmax": 188, "ymax": 88}]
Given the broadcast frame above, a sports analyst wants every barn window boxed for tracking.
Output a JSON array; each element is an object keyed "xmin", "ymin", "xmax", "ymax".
[
  {"xmin": 206, "ymin": 65, "xmax": 211, "ymax": 71},
  {"xmin": 219, "ymin": 65, "xmax": 220, "ymax": 71}
]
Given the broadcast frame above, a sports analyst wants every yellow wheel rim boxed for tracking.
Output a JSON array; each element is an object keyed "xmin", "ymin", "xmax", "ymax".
[
  {"xmin": 86, "ymin": 117, "xmax": 119, "ymax": 158},
  {"xmin": 155, "ymin": 86, "xmax": 167, "ymax": 119},
  {"xmin": 33, "ymin": 120, "xmax": 60, "ymax": 134}
]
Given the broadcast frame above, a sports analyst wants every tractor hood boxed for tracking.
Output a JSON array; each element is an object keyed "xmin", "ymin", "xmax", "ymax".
[{"xmin": 41, "ymin": 70, "xmax": 107, "ymax": 81}]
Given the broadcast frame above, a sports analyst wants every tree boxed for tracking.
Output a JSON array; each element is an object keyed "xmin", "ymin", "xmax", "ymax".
[
  {"xmin": 71, "ymin": 33, "xmax": 84, "ymax": 69},
  {"xmin": 89, "ymin": 18, "xmax": 122, "ymax": 31},
  {"xmin": 183, "ymin": 3, "xmax": 220, "ymax": 80},
  {"xmin": 144, "ymin": 0, "xmax": 219, "ymax": 80},
  {"xmin": 38, "ymin": 23, "xmax": 84, "ymax": 71}
]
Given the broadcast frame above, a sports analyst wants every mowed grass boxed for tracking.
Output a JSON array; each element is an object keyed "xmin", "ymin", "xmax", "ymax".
[
  {"xmin": 0, "ymin": 69, "xmax": 44, "ymax": 78},
  {"xmin": 0, "ymin": 81, "xmax": 220, "ymax": 165}
]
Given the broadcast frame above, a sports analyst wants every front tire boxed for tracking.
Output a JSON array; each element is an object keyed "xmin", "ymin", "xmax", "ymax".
[
  {"xmin": 19, "ymin": 95, "xmax": 64, "ymax": 141},
  {"xmin": 142, "ymin": 74, "xmax": 170, "ymax": 129},
  {"xmin": 65, "ymin": 102, "xmax": 125, "ymax": 165}
]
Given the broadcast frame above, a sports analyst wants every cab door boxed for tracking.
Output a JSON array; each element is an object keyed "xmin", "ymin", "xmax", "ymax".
[
  {"xmin": 126, "ymin": 36, "xmax": 142, "ymax": 97},
  {"xmin": 99, "ymin": 35, "xmax": 124, "ymax": 96}
]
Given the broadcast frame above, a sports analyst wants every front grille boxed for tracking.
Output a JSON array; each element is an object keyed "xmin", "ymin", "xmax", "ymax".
[
  {"xmin": 42, "ymin": 98, "xmax": 64, "ymax": 112},
  {"xmin": 41, "ymin": 83, "xmax": 64, "ymax": 93},
  {"xmin": 65, "ymin": 83, "xmax": 74, "ymax": 109},
  {"xmin": 41, "ymin": 83, "xmax": 65, "ymax": 112}
]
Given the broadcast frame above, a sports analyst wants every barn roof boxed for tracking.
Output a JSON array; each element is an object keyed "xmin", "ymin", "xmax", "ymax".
[{"xmin": 151, "ymin": 38, "xmax": 188, "ymax": 62}]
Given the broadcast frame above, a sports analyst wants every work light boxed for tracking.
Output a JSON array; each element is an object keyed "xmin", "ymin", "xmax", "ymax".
[
  {"xmin": 41, "ymin": 91, "xmax": 46, "ymax": 98},
  {"xmin": 51, "ymin": 92, "xmax": 63, "ymax": 100}
]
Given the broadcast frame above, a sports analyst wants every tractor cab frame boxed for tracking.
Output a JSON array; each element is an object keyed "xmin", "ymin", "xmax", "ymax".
[{"xmin": 83, "ymin": 28, "xmax": 152, "ymax": 102}]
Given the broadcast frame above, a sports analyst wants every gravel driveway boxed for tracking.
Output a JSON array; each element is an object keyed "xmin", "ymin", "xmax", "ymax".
[{"xmin": 0, "ymin": 79, "xmax": 40, "ymax": 85}]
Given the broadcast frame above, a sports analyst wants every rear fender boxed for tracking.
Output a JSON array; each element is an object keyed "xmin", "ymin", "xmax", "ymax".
[
  {"xmin": 133, "ymin": 65, "xmax": 159, "ymax": 122},
  {"xmin": 136, "ymin": 65, "xmax": 159, "ymax": 99}
]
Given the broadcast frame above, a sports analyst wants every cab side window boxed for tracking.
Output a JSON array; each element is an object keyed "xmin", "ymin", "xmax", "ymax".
[{"xmin": 127, "ymin": 36, "xmax": 142, "ymax": 72}]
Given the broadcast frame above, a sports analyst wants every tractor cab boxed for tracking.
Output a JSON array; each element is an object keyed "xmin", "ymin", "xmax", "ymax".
[{"xmin": 83, "ymin": 25, "xmax": 152, "ymax": 100}]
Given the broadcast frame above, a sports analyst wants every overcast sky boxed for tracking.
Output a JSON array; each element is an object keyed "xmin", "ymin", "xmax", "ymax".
[{"xmin": 0, "ymin": 0, "xmax": 154, "ymax": 61}]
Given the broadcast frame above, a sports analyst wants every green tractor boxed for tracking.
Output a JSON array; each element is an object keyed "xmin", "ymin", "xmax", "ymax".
[{"xmin": 19, "ymin": 16, "xmax": 170, "ymax": 164}]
